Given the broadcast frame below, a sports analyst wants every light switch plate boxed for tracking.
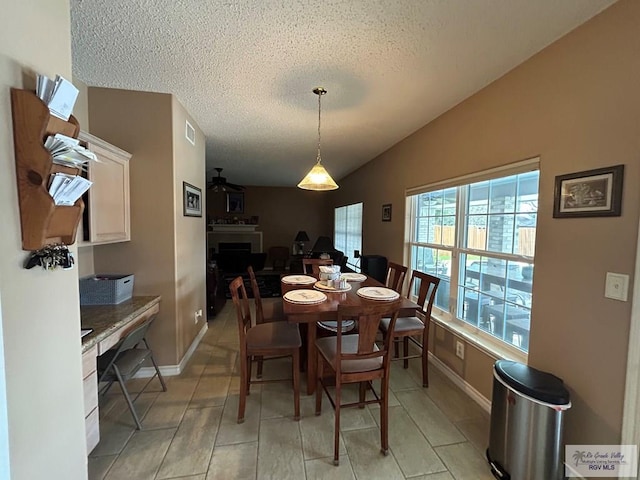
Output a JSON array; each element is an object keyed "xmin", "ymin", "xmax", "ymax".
[{"xmin": 605, "ymin": 272, "xmax": 629, "ymax": 301}]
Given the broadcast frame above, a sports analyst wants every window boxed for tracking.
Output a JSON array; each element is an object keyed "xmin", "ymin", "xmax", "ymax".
[
  {"xmin": 334, "ymin": 203, "xmax": 363, "ymax": 271},
  {"xmin": 408, "ymin": 163, "xmax": 539, "ymax": 353}
]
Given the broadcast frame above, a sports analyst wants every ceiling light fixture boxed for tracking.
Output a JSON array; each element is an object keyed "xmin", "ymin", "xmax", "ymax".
[{"xmin": 297, "ymin": 87, "xmax": 339, "ymax": 191}]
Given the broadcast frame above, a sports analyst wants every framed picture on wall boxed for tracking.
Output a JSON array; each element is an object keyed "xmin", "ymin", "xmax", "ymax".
[
  {"xmin": 382, "ymin": 203, "xmax": 392, "ymax": 222},
  {"xmin": 553, "ymin": 164, "xmax": 624, "ymax": 218},
  {"xmin": 183, "ymin": 182, "xmax": 202, "ymax": 217},
  {"xmin": 226, "ymin": 192, "xmax": 244, "ymax": 214}
]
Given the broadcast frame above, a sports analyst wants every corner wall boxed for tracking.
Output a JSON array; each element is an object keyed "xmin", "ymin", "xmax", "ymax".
[
  {"xmin": 333, "ymin": 0, "xmax": 640, "ymax": 445},
  {"xmin": 0, "ymin": 1, "xmax": 88, "ymax": 478},
  {"xmin": 172, "ymin": 96, "xmax": 207, "ymax": 356},
  {"xmin": 88, "ymin": 88, "xmax": 179, "ymax": 365}
]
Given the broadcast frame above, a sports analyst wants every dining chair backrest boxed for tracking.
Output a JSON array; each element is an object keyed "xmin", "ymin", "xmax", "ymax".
[
  {"xmin": 386, "ymin": 262, "xmax": 408, "ymax": 293},
  {"xmin": 302, "ymin": 258, "xmax": 333, "ymax": 276},
  {"xmin": 334, "ymin": 299, "xmax": 402, "ymax": 375},
  {"xmin": 229, "ymin": 276, "xmax": 253, "ymax": 357},
  {"xmin": 407, "ymin": 270, "xmax": 440, "ymax": 317},
  {"xmin": 247, "ymin": 265, "xmax": 265, "ymax": 324}
]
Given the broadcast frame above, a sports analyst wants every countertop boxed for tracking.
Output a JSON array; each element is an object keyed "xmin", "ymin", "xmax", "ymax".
[{"xmin": 81, "ymin": 295, "xmax": 161, "ymax": 353}]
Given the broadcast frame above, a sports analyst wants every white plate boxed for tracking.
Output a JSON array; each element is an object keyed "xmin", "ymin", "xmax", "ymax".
[
  {"xmin": 283, "ymin": 289, "xmax": 327, "ymax": 304},
  {"xmin": 356, "ymin": 286, "xmax": 400, "ymax": 301},
  {"xmin": 314, "ymin": 281, "xmax": 352, "ymax": 293},
  {"xmin": 341, "ymin": 273, "xmax": 367, "ymax": 282},
  {"xmin": 281, "ymin": 275, "xmax": 317, "ymax": 285}
]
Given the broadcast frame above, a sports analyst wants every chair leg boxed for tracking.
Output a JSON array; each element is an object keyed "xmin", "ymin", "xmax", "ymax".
[
  {"xmin": 149, "ymin": 353, "xmax": 167, "ymax": 392},
  {"xmin": 393, "ymin": 337, "xmax": 400, "ymax": 358},
  {"xmin": 238, "ymin": 354, "xmax": 248, "ymax": 424},
  {"xmin": 358, "ymin": 381, "xmax": 366, "ymax": 408},
  {"xmin": 380, "ymin": 375, "xmax": 390, "ymax": 456},
  {"xmin": 247, "ymin": 355, "xmax": 253, "ymax": 395},
  {"xmin": 99, "ymin": 379, "xmax": 116, "ymax": 397},
  {"xmin": 315, "ymin": 353, "xmax": 323, "ymax": 416},
  {"xmin": 292, "ymin": 349, "xmax": 300, "ymax": 421},
  {"xmin": 422, "ymin": 334, "xmax": 429, "ymax": 388},
  {"xmin": 334, "ymin": 382, "xmax": 341, "ymax": 466},
  {"xmin": 114, "ymin": 366, "xmax": 143, "ymax": 430},
  {"xmin": 403, "ymin": 337, "xmax": 409, "ymax": 369},
  {"xmin": 256, "ymin": 355, "xmax": 264, "ymax": 379},
  {"xmin": 144, "ymin": 339, "xmax": 167, "ymax": 392}
]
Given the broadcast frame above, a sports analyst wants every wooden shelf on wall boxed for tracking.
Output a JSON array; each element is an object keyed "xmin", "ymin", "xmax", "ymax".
[{"xmin": 10, "ymin": 88, "xmax": 84, "ymax": 251}]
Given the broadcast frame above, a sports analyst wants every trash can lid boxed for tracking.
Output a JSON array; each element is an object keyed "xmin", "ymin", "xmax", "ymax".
[{"xmin": 494, "ymin": 360, "xmax": 570, "ymax": 405}]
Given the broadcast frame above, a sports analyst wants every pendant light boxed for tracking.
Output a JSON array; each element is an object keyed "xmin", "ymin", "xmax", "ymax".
[{"xmin": 297, "ymin": 87, "xmax": 339, "ymax": 191}]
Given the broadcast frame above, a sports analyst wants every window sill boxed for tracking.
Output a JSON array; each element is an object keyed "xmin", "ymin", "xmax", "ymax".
[{"xmin": 430, "ymin": 311, "xmax": 528, "ymax": 364}]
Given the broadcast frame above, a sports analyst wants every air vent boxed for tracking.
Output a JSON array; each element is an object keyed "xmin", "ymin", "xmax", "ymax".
[{"xmin": 185, "ymin": 120, "xmax": 195, "ymax": 146}]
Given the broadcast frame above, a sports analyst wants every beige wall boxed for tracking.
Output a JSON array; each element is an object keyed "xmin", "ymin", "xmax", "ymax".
[
  {"xmin": 172, "ymin": 96, "xmax": 207, "ymax": 356},
  {"xmin": 88, "ymin": 88, "xmax": 179, "ymax": 365},
  {"xmin": 87, "ymin": 88, "xmax": 207, "ymax": 366},
  {"xmin": 207, "ymin": 186, "xmax": 333, "ymax": 258},
  {"xmin": 0, "ymin": 1, "xmax": 88, "ymax": 479},
  {"xmin": 334, "ymin": 0, "xmax": 639, "ymax": 445}
]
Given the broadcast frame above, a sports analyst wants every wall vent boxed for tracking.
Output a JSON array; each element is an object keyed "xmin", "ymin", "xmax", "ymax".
[{"xmin": 185, "ymin": 120, "xmax": 196, "ymax": 146}]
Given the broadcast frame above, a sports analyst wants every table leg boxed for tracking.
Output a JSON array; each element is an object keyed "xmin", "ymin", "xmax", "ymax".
[{"xmin": 306, "ymin": 323, "xmax": 317, "ymax": 395}]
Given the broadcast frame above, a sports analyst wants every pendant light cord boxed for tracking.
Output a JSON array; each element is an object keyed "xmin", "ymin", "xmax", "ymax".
[{"xmin": 316, "ymin": 90, "xmax": 323, "ymax": 164}]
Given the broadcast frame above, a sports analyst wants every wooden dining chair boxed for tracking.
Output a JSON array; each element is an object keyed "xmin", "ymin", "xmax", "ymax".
[
  {"xmin": 315, "ymin": 299, "xmax": 402, "ymax": 466},
  {"xmin": 229, "ymin": 276, "xmax": 301, "ymax": 423},
  {"xmin": 247, "ymin": 265, "xmax": 284, "ymax": 325},
  {"xmin": 247, "ymin": 265, "xmax": 285, "ymax": 378},
  {"xmin": 302, "ymin": 258, "xmax": 333, "ymax": 276},
  {"xmin": 385, "ymin": 261, "xmax": 408, "ymax": 293},
  {"xmin": 379, "ymin": 270, "xmax": 440, "ymax": 387}
]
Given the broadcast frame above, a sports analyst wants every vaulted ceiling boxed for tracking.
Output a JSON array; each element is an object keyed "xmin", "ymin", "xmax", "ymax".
[{"xmin": 70, "ymin": 0, "xmax": 616, "ymax": 187}]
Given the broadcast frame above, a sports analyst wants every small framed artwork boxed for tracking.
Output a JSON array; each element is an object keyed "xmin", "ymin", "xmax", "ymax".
[
  {"xmin": 183, "ymin": 182, "xmax": 202, "ymax": 217},
  {"xmin": 553, "ymin": 164, "xmax": 624, "ymax": 218},
  {"xmin": 382, "ymin": 203, "xmax": 392, "ymax": 222},
  {"xmin": 226, "ymin": 192, "xmax": 245, "ymax": 214}
]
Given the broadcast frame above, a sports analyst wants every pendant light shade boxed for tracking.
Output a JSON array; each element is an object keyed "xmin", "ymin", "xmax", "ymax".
[{"xmin": 298, "ymin": 87, "xmax": 339, "ymax": 191}]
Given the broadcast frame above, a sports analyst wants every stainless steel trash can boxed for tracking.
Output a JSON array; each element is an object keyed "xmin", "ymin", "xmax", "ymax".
[{"xmin": 487, "ymin": 360, "xmax": 571, "ymax": 480}]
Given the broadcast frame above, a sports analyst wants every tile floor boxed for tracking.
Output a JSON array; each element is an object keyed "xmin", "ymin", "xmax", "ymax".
[{"xmin": 88, "ymin": 300, "xmax": 494, "ymax": 480}]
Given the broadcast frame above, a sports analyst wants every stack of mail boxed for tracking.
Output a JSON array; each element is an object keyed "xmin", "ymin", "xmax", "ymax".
[
  {"xmin": 45, "ymin": 134, "xmax": 97, "ymax": 171},
  {"xmin": 48, "ymin": 173, "xmax": 92, "ymax": 206},
  {"xmin": 36, "ymin": 74, "xmax": 79, "ymax": 121}
]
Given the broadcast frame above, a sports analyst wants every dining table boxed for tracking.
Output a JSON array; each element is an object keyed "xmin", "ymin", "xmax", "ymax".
[{"xmin": 281, "ymin": 273, "xmax": 422, "ymax": 394}]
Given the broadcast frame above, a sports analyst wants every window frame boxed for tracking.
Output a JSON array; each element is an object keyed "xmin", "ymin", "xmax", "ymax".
[
  {"xmin": 334, "ymin": 202, "xmax": 363, "ymax": 272},
  {"xmin": 405, "ymin": 158, "xmax": 539, "ymax": 359}
]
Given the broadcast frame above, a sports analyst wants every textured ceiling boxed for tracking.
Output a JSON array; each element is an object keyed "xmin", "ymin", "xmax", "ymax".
[{"xmin": 70, "ymin": 0, "xmax": 615, "ymax": 188}]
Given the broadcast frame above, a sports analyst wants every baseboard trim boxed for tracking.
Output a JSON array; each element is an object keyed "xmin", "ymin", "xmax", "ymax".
[
  {"xmin": 136, "ymin": 321, "xmax": 209, "ymax": 377},
  {"xmin": 428, "ymin": 352, "xmax": 492, "ymax": 413}
]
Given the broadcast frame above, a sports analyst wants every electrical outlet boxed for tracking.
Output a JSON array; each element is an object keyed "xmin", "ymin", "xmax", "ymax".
[
  {"xmin": 194, "ymin": 309, "xmax": 203, "ymax": 324},
  {"xmin": 605, "ymin": 272, "xmax": 629, "ymax": 301},
  {"xmin": 455, "ymin": 340, "xmax": 465, "ymax": 360}
]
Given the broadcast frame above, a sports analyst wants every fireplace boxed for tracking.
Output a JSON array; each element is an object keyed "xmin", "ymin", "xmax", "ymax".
[
  {"xmin": 207, "ymin": 225, "xmax": 263, "ymax": 254},
  {"xmin": 219, "ymin": 242, "xmax": 252, "ymax": 254}
]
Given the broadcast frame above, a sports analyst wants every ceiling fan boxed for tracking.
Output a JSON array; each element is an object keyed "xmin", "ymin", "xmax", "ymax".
[{"xmin": 207, "ymin": 167, "xmax": 245, "ymax": 192}]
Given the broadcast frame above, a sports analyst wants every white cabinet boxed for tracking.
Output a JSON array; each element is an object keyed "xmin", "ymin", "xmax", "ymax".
[
  {"xmin": 79, "ymin": 132, "xmax": 131, "ymax": 245},
  {"xmin": 82, "ymin": 345, "xmax": 99, "ymax": 453}
]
